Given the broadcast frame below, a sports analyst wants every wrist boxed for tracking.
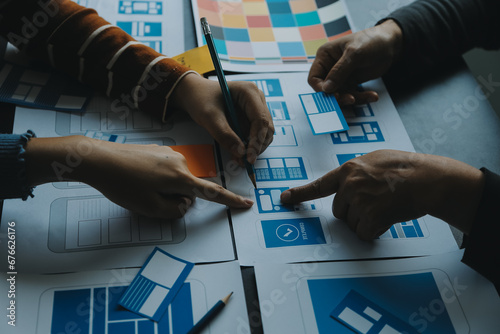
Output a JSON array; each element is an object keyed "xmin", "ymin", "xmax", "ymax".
[
  {"xmin": 378, "ymin": 19, "xmax": 403, "ymax": 64},
  {"xmin": 25, "ymin": 136, "xmax": 101, "ymax": 186}
]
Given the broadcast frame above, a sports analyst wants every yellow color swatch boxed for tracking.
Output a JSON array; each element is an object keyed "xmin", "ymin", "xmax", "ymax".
[
  {"xmin": 170, "ymin": 144, "xmax": 217, "ymax": 178},
  {"xmin": 222, "ymin": 14, "xmax": 247, "ymax": 28},
  {"xmin": 173, "ymin": 45, "xmax": 215, "ymax": 75},
  {"xmin": 243, "ymin": 2, "xmax": 269, "ymax": 15},
  {"xmin": 249, "ymin": 27, "xmax": 275, "ymax": 42}
]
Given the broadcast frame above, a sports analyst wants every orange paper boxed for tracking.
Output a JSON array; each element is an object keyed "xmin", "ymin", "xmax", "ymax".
[{"xmin": 170, "ymin": 144, "xmax": 217, "ymax": 178}]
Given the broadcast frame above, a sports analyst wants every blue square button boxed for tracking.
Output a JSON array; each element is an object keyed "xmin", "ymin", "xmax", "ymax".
[{"xmin": 261, "ymin": 217, "xmax": 326, "ymax": 248}]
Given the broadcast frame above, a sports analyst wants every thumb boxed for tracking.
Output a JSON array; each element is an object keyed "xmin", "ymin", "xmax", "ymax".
[
  {"xmin": 281, "ymin": 169, "xmax": 340, "ymax": 203},
  {"xmin": 322, "ymin": 52, "xmax": 356, "ymax": 94}
]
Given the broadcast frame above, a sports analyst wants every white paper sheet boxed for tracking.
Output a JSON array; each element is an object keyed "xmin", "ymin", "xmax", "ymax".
[
  {"xmin": 0, "ymin": 97, "xmax": 235, "ymax": 273},
  {"xmin": 221, "ymin": 72, "xmax": 458, "ymax": 265},
  {"xmin": 254, "ymin": 250, "xmax": 500, "ymax": 334},
  {"xmin": 75, "ymin": 0, "xmax": 185, "ymax": 56},
  {"xmin": 0, "ymin": 261, "xmax": 250, "ymax": 333}
]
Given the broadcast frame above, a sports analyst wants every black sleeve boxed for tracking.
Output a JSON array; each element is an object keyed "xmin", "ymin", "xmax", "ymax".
[
  {"xmin": 385, "ymin": 0, "xmax": 500, "ymax": 77},
  {"xmin": 461, "ymin": 168, "xmax": 500, "ymax": 286}
]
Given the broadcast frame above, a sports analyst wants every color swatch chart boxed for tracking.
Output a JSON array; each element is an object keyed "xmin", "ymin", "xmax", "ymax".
[{"xmin": 193, "ymin": 0, "xmax": 352, "ymax": 72}]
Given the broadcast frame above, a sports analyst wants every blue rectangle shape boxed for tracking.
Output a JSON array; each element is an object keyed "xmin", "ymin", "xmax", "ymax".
[
  {"xmin": 108, "ymin": 321, "xmax": 136, "ymax": 334},
  {"xmin": 267, "ymin": 101, "xmax": 290, "ymax": 120},
  {"xmin": 108, "ymin": 286, "xmax": 144, "ymax": 321},
  {"xmin": 308, "ymin": 273, "xmax": 455, "ymax": 333},
  {"xmin": 245, "ymin": 79, "xmax": 283, "ymax": 97},
  {"xmin": 389, "ymin": 226, "xmax": 398, "ymax": 238},
  {"xmin": 52, "ymin": 289, "xmax": 91, "ymax": 334},
  {"xmin": 171, "ymin": 283, "xmax": 194, "ymax": 333},
  {"xmin": 138, "ymin": 320, "xmax": 155, "ymax": 333},
  {"xmin": 118, "ymin": 1, "xmax": 162, "ymax": 15},
  {"xmin": 336, "ymin": 153, "xmax": 366, "ymax": 165},
  {"xmin": 270, "ymin": 13, "xmax": 296, "ymax": 27},
  {"xmin": 331, "ymin": 121, "xmax": 384, "ymax": 144},
  {"xmin": 144, "ymin": 22, "xmax": 161, "ymax": 36},
  {"xmin": 118, "ymin": 248, "xmax": 194, "ymax": 322},
  {"xmin": 116, "ymin": 21, "xmax": 133, "ymax": 34},
  {"xmin": 330, "ymin": 290, "xmax": 419, "ymax": 334},
  {"xmin": 413, "ymin": 220, "xmax": 424, "ymax": 237},
  {"xmin": 93, "ymin": 288, "xmax": 106, "ymax": 334},
  {"xmin": 278, "ymin": 42, "xmax": 306, "ymax": 57},
  {"xmin": 268, "ymin": 2, "xmax": 292, "ymax": 14},
  {"xmin": 300, "ymin": 92, "xmax": 349, "ymax": 135},
  {"xmin": 223, "ymin": 27, "xmax": 250, "ymax": 42},
  {"xmin": 295, "ymin": 12, "xmax": 321, "ymax": 26},
  {"xmin": 324, "ymin": 16, "xmax": 351, "ymax": 37},
  {"xmin": 261, "ymin": 217, "xmax": 325, "ymax": 248},
  {"xmin": 402, "ymin": 225, "xmax": 418, "ymax": 238},
  {"xmin": 255, "ymin": 157, "xmax": 307, "ymax": 181}
]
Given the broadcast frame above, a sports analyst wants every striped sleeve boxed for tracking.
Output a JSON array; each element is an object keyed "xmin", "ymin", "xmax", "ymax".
[{"xmin": 0, "ymin": 0, "xmax": 195, "ymax": 121}]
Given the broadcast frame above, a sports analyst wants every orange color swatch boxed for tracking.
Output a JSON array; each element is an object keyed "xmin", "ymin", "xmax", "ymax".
[{"xmin": 170, "ymin": 144, "xmax": 217, "ymax": 178}]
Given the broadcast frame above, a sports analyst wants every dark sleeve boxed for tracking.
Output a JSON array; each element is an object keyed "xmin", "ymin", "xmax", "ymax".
[
  {"xmin": 461, "ymin": 168, "xmax": 500, "ymax": 286},
  {"xmin": 0, "ymin": 131, "xmax": 35, "ymax": 200},
  {"xmin": 385, "ymin": 0, "xmax": 500, "ymax": 77}
]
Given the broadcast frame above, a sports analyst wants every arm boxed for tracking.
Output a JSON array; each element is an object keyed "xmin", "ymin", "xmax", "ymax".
[
  {"xmin": 387, "ymin": 0, "xmax": 500, "ymax": 77},
  {"xmin": 309, "ymin": 0, "xmax": 500, "ymax": 104},
  {"xmin": 0, "ymin": 134, "xmax": 253, "ymax": 218},
  {"xmin": 281, "ymin": 150, "xmax": 500, "ymax": 285},
  {"xmin": 281, "ymin": 150, "xmax": 484, "ymax": 240},
  {"xmin": 0, "ymin": 0, "xmax": 273, "ymax": 162},
  {"xmin": 462, "ymin": 168, "xmax": 500, "ymax": 285}
]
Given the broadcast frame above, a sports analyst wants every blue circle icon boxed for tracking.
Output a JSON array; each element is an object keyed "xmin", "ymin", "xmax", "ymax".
[{"xmin": 276, "ymin": 224, "xmax": 300, "ymax": 242}]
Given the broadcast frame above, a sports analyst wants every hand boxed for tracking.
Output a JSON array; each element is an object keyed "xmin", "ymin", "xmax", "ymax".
[
  {"xmin": 170, "ymin": 73, "xmax": 274, "ymax": 164},
  {"xmin": 281, "ymin": 150, "xmax": 484, "ymax": 240},
  {"xmin": 25, "ymin": 136, "xmax": 254, "ymax": 218},
  {"xmin": 308, "ymin": 20, "xmax": 403, "ymax": 105}
]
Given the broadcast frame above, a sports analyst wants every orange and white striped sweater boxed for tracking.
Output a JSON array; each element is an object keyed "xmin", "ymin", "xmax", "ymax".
[{"xmin": 0, "ymin": 0, "xmax": 194, "ymax": 121}]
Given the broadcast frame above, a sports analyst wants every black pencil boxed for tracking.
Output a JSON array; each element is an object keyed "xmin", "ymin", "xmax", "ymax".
[
  {"xmin": 201, "ymin": 17, "xmax": 257, "ymax": 188},
  {"xmin": 187, "ymin": 292, "xmax": 233, "ymax": 334}
]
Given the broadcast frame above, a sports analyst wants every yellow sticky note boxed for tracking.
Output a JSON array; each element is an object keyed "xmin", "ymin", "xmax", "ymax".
[
  {"xmin": 170, "ymin": 144, "xmax": 217, "ymax": 178},
  {"xmin": 173, "ymin": 45, "xmax": 215, "ymax": 75}
]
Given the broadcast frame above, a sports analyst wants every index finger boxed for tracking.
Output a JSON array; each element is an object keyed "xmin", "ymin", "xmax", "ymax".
[
  {"xmin": 281, "ymin": 168, "xmax": 341, "ymax": 203},
  {"xmin": 190, "ymin": 177, "xmax": 254, "ymax": 209}
]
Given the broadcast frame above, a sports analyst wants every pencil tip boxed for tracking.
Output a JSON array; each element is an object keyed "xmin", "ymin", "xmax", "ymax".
[
  {"xmin": 222, "ymin": 292, "xmax": 233, "ymax": 304},
  {"xmin": 250, "ymin": 173, "xmax": 257, "ymax": 188}
]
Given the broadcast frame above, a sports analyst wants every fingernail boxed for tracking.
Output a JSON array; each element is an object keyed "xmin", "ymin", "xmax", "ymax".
[
  {"xmin": 184, "ymin": 197, "xmax": 193, "ymax": 207},
  {"xmin": 323, "ymin": 80, "xmax": 335, "ymax": 92},
  {"xmin": 244, "ymin": 198, "xmax": 254, "ymax": 206},
  {"xmin": 280, "ymin": 190, "xmax": 291, "ymax": 202},
  {"xmin": 367, "ymin": 95, "xmax": 378, "ymax": 103}
]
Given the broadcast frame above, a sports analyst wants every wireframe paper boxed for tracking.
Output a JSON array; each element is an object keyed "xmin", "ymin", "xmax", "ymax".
[
  {"xmin": 119, "ymin": 247, "xmax": 194, "ymax": 322},
  {"xmin": 300, "ymin": 92, "xmax": 348, "ymax": 135}
]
